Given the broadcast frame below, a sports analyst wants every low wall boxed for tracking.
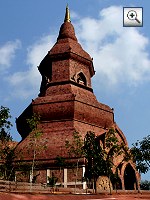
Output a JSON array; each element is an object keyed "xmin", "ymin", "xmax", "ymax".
[
  {"xmin": 0, "ymin": 180, "xmax": 53, "ymax": 193},
  {"xmin": 0, "ymin": 180, "xmax": 84, "ymax": 194},
  {"xmin": 0, "ymin": 180, "xmax": 149, "ymax": 194}
]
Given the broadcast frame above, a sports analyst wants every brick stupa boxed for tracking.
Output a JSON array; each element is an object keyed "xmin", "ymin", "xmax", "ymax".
[{"xmin": 15, "ymin": 6, "xmax": 140, "ymax": 190}]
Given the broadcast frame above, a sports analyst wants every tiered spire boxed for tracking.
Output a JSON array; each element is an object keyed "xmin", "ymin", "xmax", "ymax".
[{"xmin": 64, "ymin": 4, "xmax": 71, "ymax": 22}]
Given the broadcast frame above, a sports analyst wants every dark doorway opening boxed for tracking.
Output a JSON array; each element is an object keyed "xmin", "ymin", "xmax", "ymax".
[{"xmin": 124, "ymin": 164, "xmax": 137, "ymax": 190}]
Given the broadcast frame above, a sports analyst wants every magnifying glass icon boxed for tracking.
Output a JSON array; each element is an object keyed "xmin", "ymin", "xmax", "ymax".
[{"xmin": 127, "ymin": 10, "xmax": 141, "ymax": 24}]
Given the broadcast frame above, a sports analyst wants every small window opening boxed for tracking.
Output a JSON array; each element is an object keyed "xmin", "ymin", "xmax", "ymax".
[{"xmin": 77, "ymin": 72, "xmax": 87, "ymax": 86}]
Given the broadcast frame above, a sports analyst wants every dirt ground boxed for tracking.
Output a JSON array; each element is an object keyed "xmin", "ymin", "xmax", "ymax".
[{"xmin": 0, "ymin": 192, "xmax": 150, "ymax": 200}]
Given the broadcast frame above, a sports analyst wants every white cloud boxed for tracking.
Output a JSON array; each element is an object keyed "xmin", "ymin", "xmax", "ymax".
[
  {"xmin": 0, "ymin": 40, "xmax": 21, "ymax": 73},
  {"xmin": 7, "ymin": 6, "xmax": 150, "ymax": 99},
  {"xmin": 26, "ymin": 35, "xmax": 56, "ymax": 68},
  {"xmin": 8, "ymin": 35, "xmax": 56, "ymax": 99},
  {"xmin": 75, "ymin": 6, "xmax": 150, "ymax": 87}
]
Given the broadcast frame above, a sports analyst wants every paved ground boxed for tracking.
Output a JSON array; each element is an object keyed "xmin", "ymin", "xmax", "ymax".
[{"xmin": 1, "ymin": 193, "xmax": 150, "ymax": 200}]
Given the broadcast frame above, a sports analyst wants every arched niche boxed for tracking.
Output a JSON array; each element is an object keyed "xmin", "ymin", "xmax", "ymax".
[{"xmin": 77, "ymin": 72, "xmax": 87, "ymax": 86}]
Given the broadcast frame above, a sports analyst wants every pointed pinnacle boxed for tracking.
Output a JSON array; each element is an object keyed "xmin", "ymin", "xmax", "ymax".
[{"xmin": 64, "ymin": 4, "xmax": 71, "ymax": 22}]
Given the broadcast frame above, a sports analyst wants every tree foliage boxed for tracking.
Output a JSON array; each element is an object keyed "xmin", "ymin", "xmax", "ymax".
[
  {"xmin": 83, "ymin": 131, "xmax": 106, "ymax": 182},
  {"xmin": 140, "ymin": 180, "xmax": 150, "ymax": 190},
  {"xmin": 0, "ymin": 145, "xmax": 15, "ymax": 180},
  {"xmin": 0, "ymin": 106, "xmax": 15, "ymax": 180},
  {"xmin": 65, "ymin": 131, "xmax": 84, "ymax": 191},
  {"xmin": 55, "ymin": 156, "xmax": 66, "ymax": 168},
  {"xmin": 65, "ymin": 129, "xmax": 127, "ymax": 191},
  {"xmin": 105, "ymin": 128, "xmax": 129, "ymax": 174},
  {"xmin": 65, "ymin": 131, "xmax": 84, "ymax": 158},
  {"xmin": 47, "ymin": 172, "xmax": 58, "ymax": 187},
  {"xmin": 131, "ymin": 135, "xmax": 150, "ymax": 174},
  {"xmin": 26, "ymin": 113, "xmax": 45, "ymax": 183},
  {"xmin": 0, "ymin": 106, "xmax": 12, "ymax": 142},
  {"xmin": 104, "ymin": 128, "xmax": 129, "ymax": 192},
  {"xmin": 55, "ymin": 156, "xmax": 66, "ymax": 185}
]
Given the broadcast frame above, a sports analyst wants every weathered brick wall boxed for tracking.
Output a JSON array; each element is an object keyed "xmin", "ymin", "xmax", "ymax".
[
  {"xmin": 67, "ymin": 167, "xmax": 82, "ymax": 182},
  {"xmin": 16, "ymin": 171, "xmax": 30, "ymax": 182},
  {"xmin": 36, "ymin": 170, "xmax": 47, "ymax": 183},
  {"xmin": 69, "ymin": 59, "xmax": 92, "ymax": 88},
  {"xmin": 51, "ymin": 60, "xmax": 70, "ymax": 83},
  {"xmin": 49, "ymin": 169, "xmax": 64, "ymax": 184},
  {"xmin": 67, "ymin": 168, "xmax": 76, "ymax": 182}
]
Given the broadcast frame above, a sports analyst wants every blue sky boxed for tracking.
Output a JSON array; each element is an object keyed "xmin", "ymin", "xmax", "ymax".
[{"xmin": 1, "ymin": 0, "xmax": 150, "ymax": 180}]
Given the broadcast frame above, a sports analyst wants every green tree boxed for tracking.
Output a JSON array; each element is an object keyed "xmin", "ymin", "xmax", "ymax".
[
  {"xmin": 65, "ymin": 131, "xmax": 84, "ymax": 192},
  {"xmin": 140, "ymin": 180, "xmax": 150, "ymax": 190},
  {"xmin": 65, "ymin": 131, "xmax": 84, "ymax": 158},
  {"xmin": 0, "ymin": 106, "xmax": 12, "ymax": 142},
  {"xmin": 55, "ymin": 156, "xmax": 66, "ymax": 186},
  {"xmin": 104, "ymin": 128, "xmax": 125, "ymax": 193},
  {"xmin": 65, "ymin": 129, "xmax": 128, "ymax": 193},
  {"xmin": 26, "ymin": 113, "xmax": 46, "ymax": 183},
  {"xmin": 0, "ymin": 146, "xmax": 15, "ymax": 181},
  {"xmin": 0, "ymin": 106, "xmax": 15, "ymax": 181},
  {"xmin": 84, "ymin": 129, "xmax": 128, "ymax": 193},
  {"xmin": 131, "ymin": 135, "xmax": 150, "ymax": 174},
  {"xmin": 83, "ymin": 131, "xmax": 106, "ymax": 191},
  {"xmin": 47, "ymin": 172, "xmax": 58, "ymax": 188}
]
